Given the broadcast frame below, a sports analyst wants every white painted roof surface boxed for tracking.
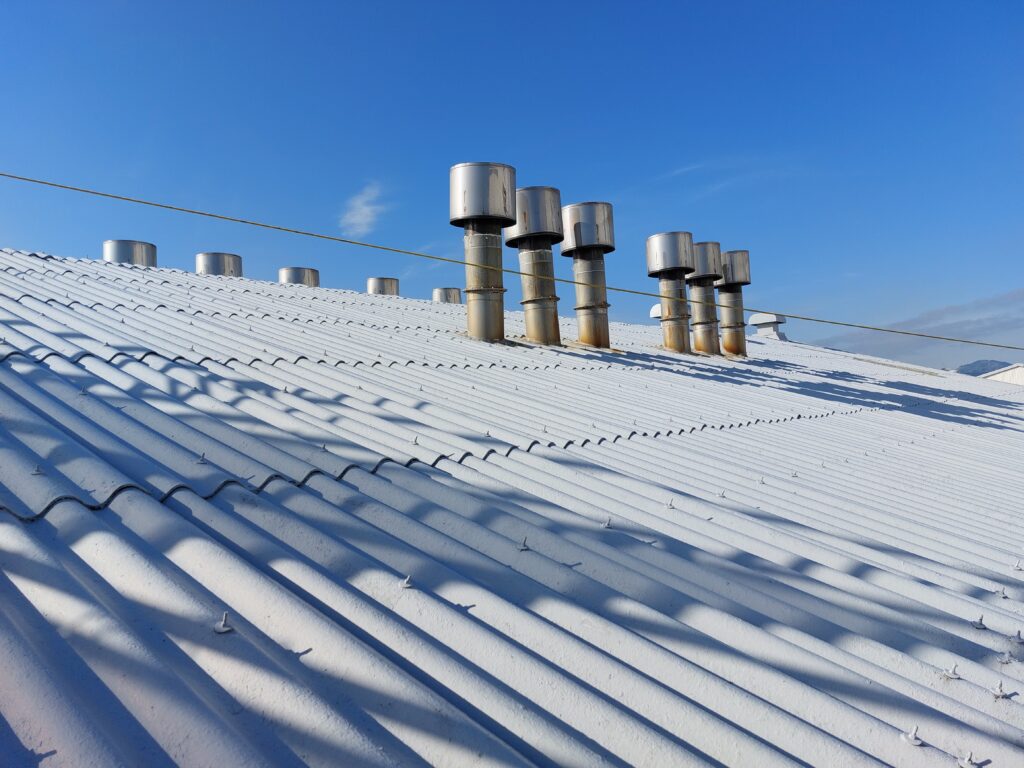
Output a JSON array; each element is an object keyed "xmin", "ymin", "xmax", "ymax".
[{"xmin": 1, "ymin": 247, "xmax": 1023, "ymax": 767}]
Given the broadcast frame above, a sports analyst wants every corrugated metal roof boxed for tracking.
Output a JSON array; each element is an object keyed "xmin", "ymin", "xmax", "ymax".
[{"xmin": 1, "ymin": 246, "xmax": 1023, "ymax": 767}]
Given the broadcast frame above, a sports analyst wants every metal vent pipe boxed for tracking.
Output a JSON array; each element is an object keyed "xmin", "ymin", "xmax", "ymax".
[
  {"xmin": 716, "ymin": 249, "xmax": 752, "ymax": 356},
  {"xmin": 196, "ymin": 252, "xmax": 243, "ymax": 277},
  {"xmin": 505, "ymin": 186, "xmax": 563, "ymax": 345},
  {"xmin": 103, "ymin": 240, "xmax": 156, "ymax": 267},
  {"xmin": 646, "ymin": 232, "xmax": 695, "ymax": 353},
  {"xmin": 432, "ymin": 287, "xmax": 462, "ymax": 304},
  {"xmin": 449, "ymin": 162, "xmax": 516, "ymax": 342},
  {"xmin": 687, "ymin": 241, "xmax": 723, "ymax": 355},
  {"xmin": 367, "ymin": 277, "xmax": 399, "ymax": 296},
  {"xmin": 278, "ymin": 267, "xmax": 320, "ymax": 287},
  {"xmin": 561, "ymin": 202, "xmax": 615, "ymax": 348}
]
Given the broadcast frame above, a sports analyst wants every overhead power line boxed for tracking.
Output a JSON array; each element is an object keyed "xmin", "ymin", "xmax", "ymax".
[{"xmin": 1, "ymin": 170, "xmax": 1021, "ymax": 352}]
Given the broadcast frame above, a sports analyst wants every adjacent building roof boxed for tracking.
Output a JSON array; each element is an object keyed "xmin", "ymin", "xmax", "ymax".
[
  {"xmin": 982, "ymin": 363, "xmax": 1024, "ymax": 387},
  {"xmin": 1, "ymin": 246, "xmax": 1024, "ymax": 767}
]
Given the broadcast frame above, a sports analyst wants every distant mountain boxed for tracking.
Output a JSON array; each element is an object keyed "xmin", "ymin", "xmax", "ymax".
[{"xmin": 956, "ymin": 359, "xmax": 1011, "ymax": 376}]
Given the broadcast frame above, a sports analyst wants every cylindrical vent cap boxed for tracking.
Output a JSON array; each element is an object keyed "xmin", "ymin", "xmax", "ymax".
[
  {"xmin": 103, "ymin": 240, "xmax": 156, "ymax": 267},
  {"xmin": 504, "ymin": 186, "xmax": 564, "ymax": 246},
  {"xmin": 561, "ymin": 202, "xmax": 615, "ymax": 255},
  {"xmin": 646, "ymin": 232, "xmax": 695, "ymax": 276},
  {"xmin": 432, "ymin": 287, "xmax": 462, "ymax": 304},
  {"xmin": 196, "ymin": 252, "xmax": 243, "ymax": 277},
  {"xmin": 449, "ymin": 162, "xmax": 516, "ymax": 226},
  {"xmin": 716, "ymin": 250, "xmax": 751, "ymax": 287},
  {"xmin": 689, "ymin": 241, "xmax": 723, "ymax": 281},
  {"xmin": 367, "ymin": 277, "xmax": 399, "ymax": 296},
  {"xmin": 279, "ymin": 267, "xmax": 320, "ymax": 287}
]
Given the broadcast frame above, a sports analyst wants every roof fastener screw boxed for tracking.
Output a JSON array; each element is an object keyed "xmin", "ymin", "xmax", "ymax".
[
  {"xmin": 214, "ymin": 612, "xmax": 233, "ymax": 634},
  {"xmin": 791, "ymin": 471, "xmax": 798, "ymax": 478},
  {"xmin": 998, "ymin": 586, "xmax": 1009, "ymax": 599},
  {"xmin": 971, "ymin": 615, "xmax": 987, "ymax": 630},
  {"xmin": 1014, "ymin": 559, "xmax": 1023, "ymax": 571},
  {"xmin": 758, "ymin": 476, "xmax": 765, "ymax": 484},
  {"xmin": 999, "ymin": 652, "xmax": 1013, "ymax": 665},
  {"xmin": 667, "ymin": 498, "xmax": 675, "ymax": 509},
  {"xmin": 412, "ymin": 436, "xmax": 418, "ymax": 445},
  {"xmin": 602, "ymin": 517, "xmax": 612, "ymax": 529},
  {"xmin": 958, "ymin": 751, "xmax": 979, "ymax": 768},
  {"xmin": 900, "ymin": 725, "xmax": 922, "ymax": 746},
  {"xmin": 941, "ymin": 663, "xmax": 961, "ymax": 680},
  {"xmin": 320, "ymin": 443, "xmax": 328, "ymax": 452},
  {"xmin": 197, "ymin": 453, "xmax": 208, "ymax": 465},
  {"xmin": 401, "ymin": 575, "xmax": 413, "ymax": 589},
  {"xmin": 991, "ymin": 680, "xmax": 1010, "ymax": 699},
  {"xmin": 1013, "ymin": 630, "xmax": 1024, "ymax": 645},
  {"xmin": 717, "ymin": 491, "xmax": 725, "ymax": 498},
  {"xmin": 30, "ymin": 465, "xmax": 44, "ymax": 476},
  {"xmin": 517, "ymin": 537, "xmax": 529, "ymax": 552}
]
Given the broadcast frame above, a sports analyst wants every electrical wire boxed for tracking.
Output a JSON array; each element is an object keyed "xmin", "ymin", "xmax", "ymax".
[{"xmin": 1, "ymin": 169, "xmax": 1021, "ymax": 352}]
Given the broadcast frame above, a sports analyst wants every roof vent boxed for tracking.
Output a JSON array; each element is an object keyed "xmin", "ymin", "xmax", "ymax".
[
  {"xmin": 196, "ymin": 252, "xmax": 243, "ymax": 277},
  {"xmin": 505, "ymin": 186, "xmax": 563, "ymax": 345},
  {"xmin": 279, "ymin": 267, "xmax": 320, "ymax": 287},
  {"xmin": 450, "ymin": 162, "xmax": 516, "ymax": 342},
  {"xmin": 432, "ymin": 287, "xmax": 462, "ymax": 304},
  {"xmin": 646, "ymin": 232, "xmax": 695, "ymax": 353},
  {"xmin": 749, "ymin": 312, "xmax": 788, "ymax": 341},
  {"xmin": 687, "ymin": 241, "xmax": 723, "ymax": 355},
  {"xmin": 716, "ymin": 250, "xmax": 752, "ymax": 356},
  {"xmin": 103, "ymin": 240, "xmax": 156, "ymax": 267},
  {"xmin": 561, "ymin": 202, "xmax": 615, "ymax": 348},
  {"xmin": 367, "ymin": 277, "xmax": 399, "ymax": 296}
]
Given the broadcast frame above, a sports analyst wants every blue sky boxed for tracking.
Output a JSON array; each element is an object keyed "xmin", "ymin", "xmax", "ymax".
[{"xmin": 1, "ymin": 1, "xmax": 1021, "ymax": 367}]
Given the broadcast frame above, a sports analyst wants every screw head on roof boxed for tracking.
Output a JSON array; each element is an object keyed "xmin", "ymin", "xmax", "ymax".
[
  {"xmin": 197, "ymin": 453, "xmax": 208, "ymax": 465},
  {"xmin": 999, "ymin": 652, "xmax": 1013, "ymax": 665},
  {"xmin": 758, "ymin": 476, "xmax": 766, "ymax": 485},
  {"xmin": 998, "ymin": 586, "xmax": 1009, "ymax": 599},
  {"xmin": 1015, "ymin": 559, "xmax": 1023, "ymax": 571},
  {"xmin": 958, "ymin": 752, "xmax": 979, "ymax": 768},
  {"xmin": 1014, "ymin": 630, "xmax": 1024, "ymax": 645},
  {"xmin": 971, "ymin": 615, "xmax": 987, "ymax": 630},
  {"xmin": 30, "ymin": 465, "xmax": 44, "ymax": 476},
  {"xmin": 401, "ymin": 575, "xmax": 413, "ymax": 589},
  {"xmin": 991, "ymin": 680, "xmax": 1010, "ymax": 699},
  {"xmin": 602, "ymin": 516, "xmax": 612, "ymax": 529},
  {"xmin": 214, "ymin": 612, "xmax": 233, "ymax": 634},
  {"xmin": 942, "ymin": 663, "xmax": 961, "ymax": 680},
  {"xmin": 900, "ymin": 725, "xmax": 922, "ymax": 746},
  {"xmin": 518, "ymin": 537, "xmax": 529, "ymax": 552}
]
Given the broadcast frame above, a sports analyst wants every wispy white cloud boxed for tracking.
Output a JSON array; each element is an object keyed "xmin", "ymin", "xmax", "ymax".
[
  {"xmin": 339, "ymin": 182, "xmax": 387, "ymax": 238},
  {"xmin": 662, "ymin": 162, "xmax": 706, "ymax": 179},
  {"xmin": 814, "ymin": 288, "xmax": 1024, "ymax": 369}
]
